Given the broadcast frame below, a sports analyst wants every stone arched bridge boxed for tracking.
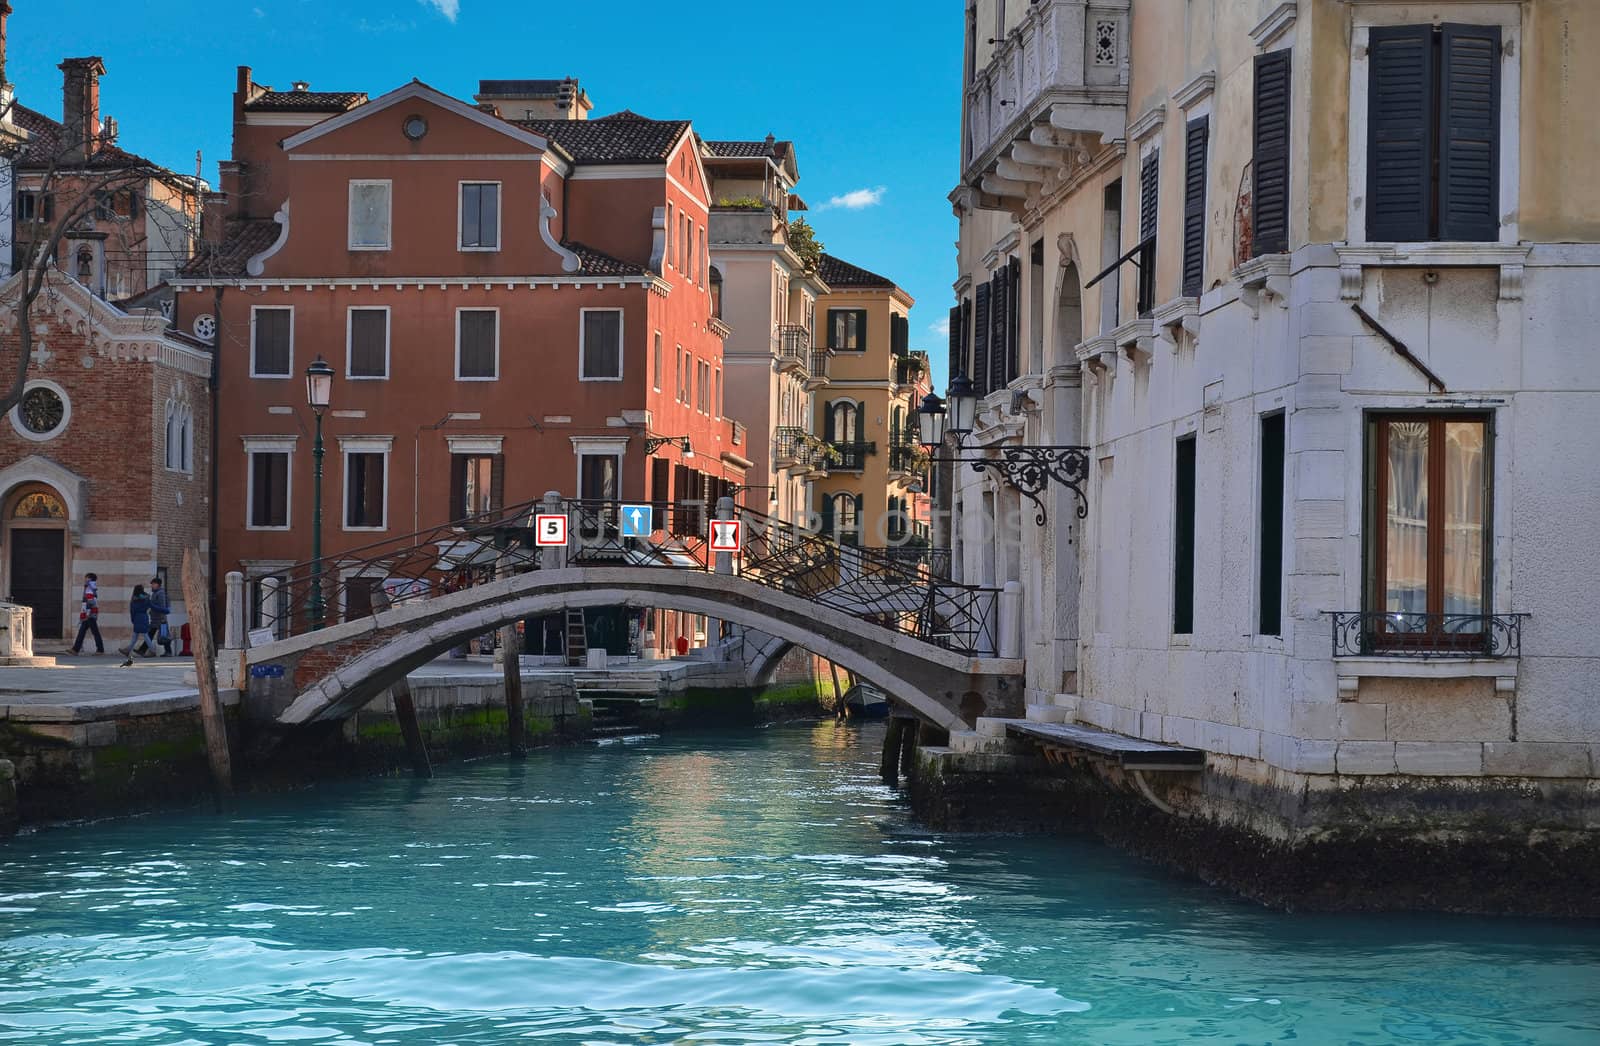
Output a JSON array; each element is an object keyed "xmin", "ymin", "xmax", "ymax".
[{"xmin": 232, "ymin": 566, "xmax": 1025, "ymax": 733}]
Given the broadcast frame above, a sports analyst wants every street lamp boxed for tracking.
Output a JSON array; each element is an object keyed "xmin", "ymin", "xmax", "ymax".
[
  {"xmin": 644, "ymin": 435, "xmax": 694, "ymax": 459},
  {"xmin": 915, "ymin": 369, "xmax": 1089, "ymax": 526},
  {"xmin": 305, "ymin": 355, "xmax": 334, "ymax": 628}
]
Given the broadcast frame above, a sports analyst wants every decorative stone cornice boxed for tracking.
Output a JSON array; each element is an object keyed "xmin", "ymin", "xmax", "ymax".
[
  {"xmin": 1334, "ymin": 244, "xmax": 1532, "ymax": 303},
  {"xmin": 1173, "ymin": 72, "xmax": 1215, "ymax": 111},
  {"xmin": 1250, "ymin": 2, "xmax": 1297, "ymax": 50},
  {"xmin": 1150, "ymin": 296, "xmax": 1201, "ymax": 351},
  {"xmin": 1126, "ymin": 103, "xmax": 1166, "ymax": 144}
]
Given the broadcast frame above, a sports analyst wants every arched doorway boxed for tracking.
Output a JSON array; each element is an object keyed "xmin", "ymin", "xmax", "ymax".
[{"xmin": 4, "ymin": 484, "xmax": 70, "ymax": 638}]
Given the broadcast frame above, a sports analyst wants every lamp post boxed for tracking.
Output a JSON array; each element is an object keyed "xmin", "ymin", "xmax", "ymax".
[
  {"xmin": 916, "ymin": 370, "xmax": 1089, "ymax": 526},
  {"xmin": 305, "ymin": 355, "xmax": 334, "ymax": 628}
]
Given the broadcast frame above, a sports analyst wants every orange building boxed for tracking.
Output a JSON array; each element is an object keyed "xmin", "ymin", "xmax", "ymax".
[{"xmin": 174, "ymin": 72, "xmax": 742, "ymax": 654}]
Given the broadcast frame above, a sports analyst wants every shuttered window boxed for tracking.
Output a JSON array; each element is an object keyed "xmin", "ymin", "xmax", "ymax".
[
  {"xmin": 450, "ymin": 454, "xmax": 496, "ymax": 521},
  {"xmin": 828, "ymin": 309, "xmax": 868, "ymax": 351},
  {"xmin": 1367, "ymin": 24, "xmax": 1501, "ymax": 242},
  {"xmin": 248, "ymin": 452, "xmax": 289, "ymax": 528},
  {"xmin": 1006, "ymin": 257, "xmax": 1022, "ymax": 385},
  {"xmin": 1173, "ymin": 436, "xmax": 1197, "ymax": 635},
  {"xmin": 1258, "ymin": 413, "xmax": 1285, "ymax": 636},
  {"xmin": 348, "ymin": 308, "xmax": 388, "ymax": 378},
  {"xmin": 1139, "ymin": 152, "xmax": 1160, "ymax": 314},
  {"xmin": 1182, "ymin": 118, "xmax": 1209, "ymax": 298},
  {"xmin": 947, "ymin": 304, "xmax": 962, "ymax": 381},
  {"xmin": 581, "ymin": 309, "xmax": 623, "ymax": 380},
  {"xmin": 989, "ymin": 266, "xmax": 1009, "ymax": 392},
  {"xmin": 1252, "ymin": 49, "xmax": 1292, "ymax": 256},
  {"xmin": 251, "ymin": 307, "xmax": 292, "ymax": 377},
  {"xmin": 972, "ymin": 282, "xmax": 991, "ymax": 397},
  {"xmin": 457, "ymin": 310, "xmax": 498, "ymax": 379},
  {"xmin": 345, "ymin": 452, "xmax": 386, "ymax": 529}
]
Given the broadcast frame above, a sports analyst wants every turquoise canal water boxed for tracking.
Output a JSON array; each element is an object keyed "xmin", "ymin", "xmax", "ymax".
[{"xmin": 2, "ymin": 723, "xmax": 1597, "ymax": 1045}]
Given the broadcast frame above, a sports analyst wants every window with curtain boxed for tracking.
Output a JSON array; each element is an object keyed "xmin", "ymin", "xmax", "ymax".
[
  {"xmin": 828, "ymin": 309, "xmax": 868, "ymax": 351},
  {"xmin": 349, "ymin": 180, "xmax": 391, "ymax": 249},
  {"xmin": 1367, "ymin": 414, "xmax": 1490, "ymax": 642},
  {"xmin": 653, "ymin": 332, "xmax": 663, "ymax": 391},
  {"xmin": 460, "ymin": 182, "xmax": 500, "ymax": 249},
  {"xmin": 581, "ymin": 309, "xmax": 623, "ymax": 379},
  {"xmin": 451, "ymin": 454, "xmax": 496, "ymax": 520}
]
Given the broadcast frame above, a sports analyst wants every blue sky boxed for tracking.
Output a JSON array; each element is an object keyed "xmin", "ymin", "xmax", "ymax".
[{"xmin": 9, "ymin": 0, "xmax": 961, "ymax": 383}]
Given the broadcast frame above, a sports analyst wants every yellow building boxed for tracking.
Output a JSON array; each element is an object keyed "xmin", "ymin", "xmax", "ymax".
[{"xmin": 811, "ymin": 254, "xmax": 930, "ymax": 548}]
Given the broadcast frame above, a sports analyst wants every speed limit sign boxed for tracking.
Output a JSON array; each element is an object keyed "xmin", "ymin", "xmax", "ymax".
[{"xmin": 535, "ymin": 514, "xmax": 568, "ymax": 546}]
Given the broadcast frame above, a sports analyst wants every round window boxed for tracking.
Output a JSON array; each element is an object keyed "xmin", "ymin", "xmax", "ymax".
[
  {"xmin": 193, "ymin": 314, "xmax": 217, "ymax": 343},
  {"xmin": 17, "ymin": 385, "xmax": 66, "ymax": 438},
  {"xmin": 402, "ymin": 114, "xmax": 428, "ymax": 141}
]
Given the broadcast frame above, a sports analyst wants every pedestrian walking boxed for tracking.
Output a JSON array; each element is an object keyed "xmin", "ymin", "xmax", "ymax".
[
  {"xmin": 70, "ymin": 573, "xmax": 104, "ymax": 655},
  {"xmin": 120, "ymin": 584, "xmax": 154, "ymax": 667},
  {"xmin": 147, "ymin": 576, "xmax": 174, "ymax": 657}
]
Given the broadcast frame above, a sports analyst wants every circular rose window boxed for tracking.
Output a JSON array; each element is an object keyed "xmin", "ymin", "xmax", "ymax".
[{"xmin": 11, "ymin": 381, "xmax": 70, "ymax": 441}]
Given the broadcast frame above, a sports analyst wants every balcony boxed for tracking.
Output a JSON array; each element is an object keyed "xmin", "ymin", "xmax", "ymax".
[
  {"xmin": 1327, "ymin": 612, "xmax": 1527, "ymax": 660},
  {"xmin": 773, "ymin": 426, "xmax": 808, "ymax": 469},
  {"xmin": 894, "ymin": 351, "xmax": 928, "ymax": 390},
  {"xmin": 825, "ymin": 441, "xmax": 875, "ymax": 472},
  {"xmin": 807, "ymin": 348, "xmax": 833, "ymax": 390},
  {"xmin": 888, "ymin": 441, "xmax": 923, "ymax": 475},
  {"xmin": 777, "ymin": 325, "xmax": 810, "ymax": 375},
  {"xmin": 964, "ymin": 0, "xmax": 1129, "ymax": 204}
]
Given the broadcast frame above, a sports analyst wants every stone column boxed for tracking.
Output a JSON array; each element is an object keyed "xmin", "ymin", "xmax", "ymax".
[
  {"xmin": 999, "ymin": 580, "xmax": 1023, "ymax": 659},
  {"xmin": 260, "ymin": 576, "xmax": 281, "ymax": 639},
  {"xmin": 223, "ymin": 571, "xmax": 245, "ymax": 650}
]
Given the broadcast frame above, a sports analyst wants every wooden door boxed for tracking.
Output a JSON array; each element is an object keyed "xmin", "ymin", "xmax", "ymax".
[{"xmin": 10, "ymin": 529, "xmax": 65, "ymax": 636}]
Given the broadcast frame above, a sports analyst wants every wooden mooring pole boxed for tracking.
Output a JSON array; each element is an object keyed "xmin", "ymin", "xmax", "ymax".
[
  {"xmin": 181, "ymin": 548, "xmax": 233, "ymax": 807},
  {"xmin": 502, "ymin": 620, "xmax": 526, "ymax": 759},
  {"xmin": 371, "ymin": 589, "xmax": 431, "ymax": 778},
  {"xmin": 880, "ymin": 717, "xmax": 905, "ymax": 786}
]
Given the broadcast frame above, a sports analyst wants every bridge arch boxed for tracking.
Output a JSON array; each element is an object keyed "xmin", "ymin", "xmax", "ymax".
[{"xmin": 246, "ymin": 568, "xmax": 1022, "ymax": 733}]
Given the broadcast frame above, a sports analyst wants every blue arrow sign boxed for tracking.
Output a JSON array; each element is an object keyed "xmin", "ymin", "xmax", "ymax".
[{"xmin": 620, "ymin": 504, "xmax": 652, "ymax": 537}]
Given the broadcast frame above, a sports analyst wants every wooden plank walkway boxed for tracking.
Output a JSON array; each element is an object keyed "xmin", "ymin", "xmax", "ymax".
[{"xmin": 1007, "ymin": 721, "xmax": 1205, "ymax": 772}]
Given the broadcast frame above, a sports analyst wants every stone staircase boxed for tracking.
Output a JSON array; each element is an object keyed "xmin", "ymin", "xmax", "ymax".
[{"xmin": 947, "ymin": 693, "xmax": 1079, "ymax": 754}]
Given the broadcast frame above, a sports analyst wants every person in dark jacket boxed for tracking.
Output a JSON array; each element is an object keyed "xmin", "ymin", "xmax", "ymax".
[
  {"xmin": 119, "ymin": 585, "xmax": 153, "ymax": 667},
  {"xmin": 147, "ymin": 576, "xmax": 174, "ymax": 656},
  {"xmin": 70, "ymin": 573, "xmax": 104, "ymax": 655}
]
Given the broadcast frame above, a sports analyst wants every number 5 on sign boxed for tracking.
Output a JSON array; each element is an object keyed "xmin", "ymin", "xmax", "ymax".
[
  {"xmin": 535, "ymin": 514, "xmax": 568, "ymax": 547},
  {"xmin": 710, "ymin": 519, "xmax": 742, "ymax": 553}
]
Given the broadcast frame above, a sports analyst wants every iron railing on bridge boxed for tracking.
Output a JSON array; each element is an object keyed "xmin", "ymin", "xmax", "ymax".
[{"xmin": 261, "ymin": 498, "xmax": 997, "ymax": 655}]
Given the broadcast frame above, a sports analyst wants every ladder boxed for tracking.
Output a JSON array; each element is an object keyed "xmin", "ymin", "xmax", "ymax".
[{"xmin": 564, "ymin": 608, "xmax": 588, "ymax": 667}]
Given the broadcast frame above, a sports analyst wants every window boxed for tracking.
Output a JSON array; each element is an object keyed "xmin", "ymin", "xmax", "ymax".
[
  {"xmin": 251, "ymin": 306, "xmax": 293, "ymax": 377},
  {"xmin": 652, "ymin": 332, "xmax": 663, "ymax": 391},
  {"xmin": 451, "ymin": 453, "xmax": 497, "ymax": 520},
  {"xmin": 17, "ymin": 191, "xmax": 52, "ymax": 223},
  {"xmin": 1138, "ymin": 151, "xmax": 1159, "ymax": 316},
  {"xmin": 164, "ymin": 401, "xmax": 193, "ymax": 473},
  {"xmin": 665, "ymin": 202, "xmax": 674, "ymax": 267},
  {"xmin": 677, "ymin": 346, "xmax": 689, "ymax": 403},
  {"xmin": 1258, "ymin": 413, "xmax": 1285, "ymax": 636},
  {"xmin": 1252, "ymin": 50, "xmax": 1292, "ymax": 256},
  {"xmin": 344, "ymin": 450, "xmax": 387, "ymax": 530},
  {"xmin": 696, "ymin": 360, "xmax": 711, "ymax": 413},
  {"xmin": 1365, "ymin": 414, "xmax": 1490, "ymax": 642},
  {"xmin": 826, "ymin": 400, "xmax": 860, "ymax": 443},
  {"xmin": 828, "ymin": 309, "xmax": 868, "ymax": 351},
  {"xmin": 248, "ymin": 450, "xmax": 290, "ymax": 529},
  {"xmin": 579, "ymin": 453, "xmax": 619, "ymax": 502},
  {"xmin": 1367, "ymin": 25, "xmax": 1501, "ymax": 242},
  {"xmin": 891, "ymin": 313, "xmax": 910, "ymax": 356},
  {"xmin": 349, "ymin": 180, "xmax": 392, "ymax": 250},
  {"xmin": 1173, "ymin": 435, "xmax": 1196, "ymax": 634},
  {"xmin": 456, "ymin": 309, "xmax": 498, "ymax": 380},
  {"xmin": 1182, "ymin": 117, "xmax": 1209, "ymax": 298},
  {"xmin": 347, "ymin": 307, "xmax": 389, "ymax": 379},
  {"xmin": 823, "ymin": 493, "xmax": 862, "ymax": 546},
  {"xmin": 459, "ymin": 182, "xmax": 500, "ymax": 250},
  {"xmin": 580, "ymin": 309, "xmax": 623, "ymax": 380},
  {"xmin": 710, "ymin": 268, "xmax": 723, "ymax": 317},
  {"xmin": 714, "ymin": 368, "xmax": 722, "ymax": 419}
]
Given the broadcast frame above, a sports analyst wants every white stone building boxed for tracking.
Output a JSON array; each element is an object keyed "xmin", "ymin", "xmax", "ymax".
[{"xmin": 945, "ymin": 0, "xmax": 1600, "ymax": 811}]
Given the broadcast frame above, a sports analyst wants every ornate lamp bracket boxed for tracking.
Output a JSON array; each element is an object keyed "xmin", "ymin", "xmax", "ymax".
[{"xmin": 967, "ymin": 446, "xmax": 1090, "ymax": 526}]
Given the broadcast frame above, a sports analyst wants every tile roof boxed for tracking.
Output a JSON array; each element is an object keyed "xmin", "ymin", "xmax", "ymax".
[
  {"xmin": 243, "ymin": 89, "xmax": 367, "ymax": 113},
  {"xmin": 513, "ymin": 114, "xmax": 688, "ymax": 165},
  {"xmin": 817, "ymin": 253, "xmax": 899, "ymax": 291},
  {"xmin": 703, "ymin": 138, "xmax": 788, "ymax": 159},
  {"xmin": 178, "ymin": 219, "xmax": 281, "ymax": 278},
  {"xmin": 565, "ymin": 241, "xmax": 650, "ymax": 278},
  {"xmin": 10, "ymin": 103, "xmax": 179, "ymax": 177}
]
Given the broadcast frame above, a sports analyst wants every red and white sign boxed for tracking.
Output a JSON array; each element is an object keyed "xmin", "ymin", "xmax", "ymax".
[
  {"xmin": 535, "ymin": 514, "xmax": 569, "ymax": 547},
  {"xmin": 710, "ymin": 518, "xmax": 742, "ymax": 553}
]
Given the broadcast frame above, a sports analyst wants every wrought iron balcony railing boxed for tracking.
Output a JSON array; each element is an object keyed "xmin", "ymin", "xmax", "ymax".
[
  {"xmin": 894, "ymin": 352, "xmax": 928, "ymax": 389},
  {"xmin": 825, "ymin": 441, "xmax": 876, "ymax": 471},
  {"xmin": 889, "ymin": 441, "xmax": 921, "ymax": 474},
  {"xmin": 1326, "ymin": 611, "xmax": 1528, "ymax": 660},
  {"xmin": 809, "ymin": 348, "xmax": 833, "ymax": 384},
  {"xmin": 773, "ymin": 426, "xmax": 808, "ymax": 467},
  {"xmin": 777, "ymin": 325, "xmax": 810, "ymax": 373}
]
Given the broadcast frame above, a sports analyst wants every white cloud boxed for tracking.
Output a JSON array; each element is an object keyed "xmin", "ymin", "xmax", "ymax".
[
  {"xmin": 820, "ymin": 186, "xmax": 886, "ymax": 210},
  {"xmin": 929, "ymin": 316, "xmax": 950, "ymax": 338},
  {"xmin": 419, "ymin": 0, "xmax": 460, "ymax": 21}
]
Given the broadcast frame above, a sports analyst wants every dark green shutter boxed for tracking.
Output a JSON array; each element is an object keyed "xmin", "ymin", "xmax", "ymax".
[
  {"xmin": 1140, "ymin": 150, "xmax": 1160, "ymax": 243},
  {"xmin": 820, "ymin": 495, "xmax": 834, "ymax": 536},
  {"xmin": 972, "ymin": 282, "xmax": 991, "ymax": 396},
  {"xmin": 1174, "ymin": 436, "xmax": 1197, "ymax": 635},
  {"xmin": 490, "ymin": 453, "xmax": 505, "ymax": 515},
  {"xmin": 449, "ymin": 455, "xmax": 466, "ymax": 521},
  {"xmin": 1006, "ymin": 256, "xmax": 1022, "ymax": 384},
  {"xmin": 947, "ymin": 304, "xmax": 961, "ymax": 379},
  {"xmin": 1438, "ymin": 24, "xmax": 1500, "ymax": 242},
  {"xmin": 1252, "ymin": 49, "xmax": 1292, "ymax": 256},
  {"xmin": 1258, "ymin": 415, "xmax": 1285, "ymax": 636},
  {"xmin": 856, "ymin": 310, "xmax": 868, "ymax": 352},
  {"xmin": 989, "ymin": 269, "xmax": 1008, "ymax": 392},
  {"xmin": 1182, "ymin": 117, "xmax": 1209, "ymax": 297},
  {"xmin": 857, "ymin": 401, "xmax": 868, "ymax": 447},
  {"xmin": 823, "ymin": 404, "xmax": 836, "ymax": 442},
  {"xmin": 1367, "ymin": 25, "xmax": 1434, "ymax": 241}
]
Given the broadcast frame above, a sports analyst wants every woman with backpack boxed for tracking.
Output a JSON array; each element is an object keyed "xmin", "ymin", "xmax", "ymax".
[{"xmin": 119, "ymin": 584, "xmax": 154, "ymax": 667}]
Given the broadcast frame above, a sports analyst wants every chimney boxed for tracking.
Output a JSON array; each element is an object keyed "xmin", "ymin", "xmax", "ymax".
[
  {"xmin": 291, "ymin": 80, "xmax": 310, "ymax": 92},
  {"xmin": 474, "ymin": 76, "xmax": 593, "ymax": 121},
  {"xmin": 59, "ymin": 57, "xmax": 107, "ymax": 162},
  {"xmin": 0, "ymin": 1, "xmax": 13, "ymax": 88}
]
